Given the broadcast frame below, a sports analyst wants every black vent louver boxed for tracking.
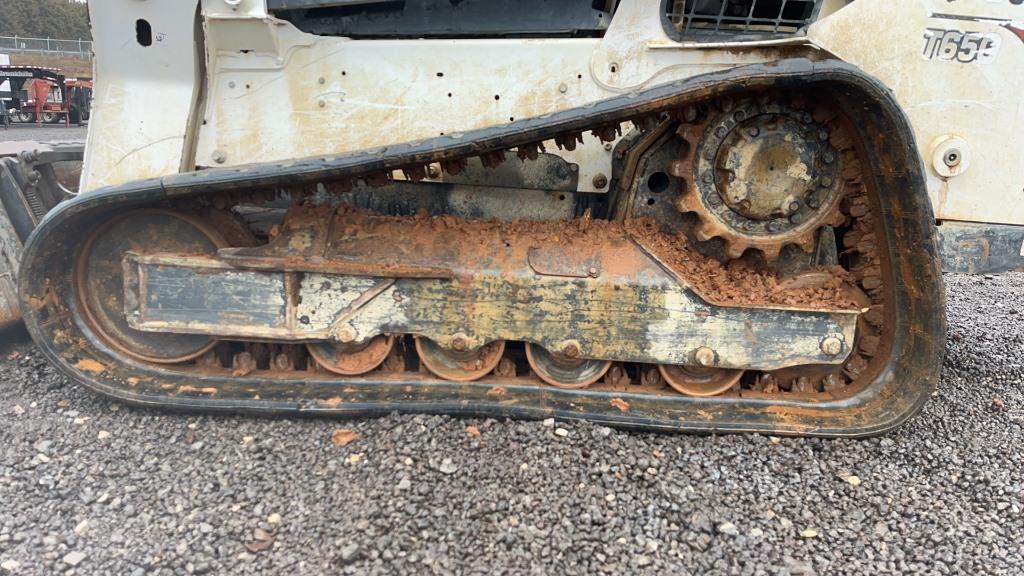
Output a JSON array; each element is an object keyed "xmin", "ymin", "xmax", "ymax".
[{"xmin": 667, "ymin": 0, "xmax": 823, "ymax": 39}]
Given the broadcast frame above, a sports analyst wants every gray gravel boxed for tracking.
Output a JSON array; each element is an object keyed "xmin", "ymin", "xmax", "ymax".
[
  {"xmin": 0, "ymin": 124, "xmax": 88, "ymax": 145},
  {"xmin": 1, "ymin": 272, "xmax": 1022, "ymax": 575}
]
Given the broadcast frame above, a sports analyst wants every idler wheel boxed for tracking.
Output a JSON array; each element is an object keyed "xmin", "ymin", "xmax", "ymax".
[
  {"xmin": 74, "ymin": 210, "xmax": 225, "ymax": 364},
  {"xmin": 658, "ymin": 364, "xmax": 743, "ymax": 397},
  {"xmin": 415, "ymin": 337, "xmax": 505, "ymax": 382},
  {"xmin": 308, "ymin": 335, "xmax": 395, "ymax": 376},
  {"xmin": 525, "ymin": 343, "xmax": 612, "ymax": 389}
]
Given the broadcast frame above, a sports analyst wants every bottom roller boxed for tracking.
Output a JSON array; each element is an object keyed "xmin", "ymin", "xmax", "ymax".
[{"xmin": 17, "ymin": 60, "xmax": 945, "ymax": 436}]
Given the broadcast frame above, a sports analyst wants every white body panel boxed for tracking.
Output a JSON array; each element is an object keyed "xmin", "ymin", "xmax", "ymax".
[{"xmin": 83, "ymin": 0, "xmax": 1024, "ymax": 227}]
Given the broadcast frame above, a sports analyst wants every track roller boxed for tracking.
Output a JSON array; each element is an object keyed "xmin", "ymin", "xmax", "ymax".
[
  {"xmin": 658, "ymin": 364, "xmax": 744, "ymax": 397},
  {"xmin": 415, "ymin": 337, "xmax": 505, "ymax": 382},
  {"xmin": 307, "ymin": 335, "xmax": 395, "ymax": 376},
  {"xmin": 525, "ymin": 343, "xmax": 612, "ymax": 389}
]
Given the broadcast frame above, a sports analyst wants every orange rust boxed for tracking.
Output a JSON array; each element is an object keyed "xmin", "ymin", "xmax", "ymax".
[
  {"xmin": 74, "ymin": 359, "xmax": 107, "ymax": 374},
  {"xmin": 231, "ymin": 205, "xmax": 857, "ymax": 309},
  {"xmin": 177, "ymin": 385, "xmax": 218, "ymax": 395},
  {"xmin": 610, "ymin": 398, "xmax": 630, "ymax": 412}
]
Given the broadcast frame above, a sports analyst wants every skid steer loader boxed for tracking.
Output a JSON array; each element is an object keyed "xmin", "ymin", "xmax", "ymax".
[{"xmin": 3, "ymin": 0, "xmax": 1023, "ymax": 435}]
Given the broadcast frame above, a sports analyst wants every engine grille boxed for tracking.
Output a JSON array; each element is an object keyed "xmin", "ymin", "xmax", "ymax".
[{"xmin": 666, "ymin": 0, "xmax": 823, "ymax": 39}]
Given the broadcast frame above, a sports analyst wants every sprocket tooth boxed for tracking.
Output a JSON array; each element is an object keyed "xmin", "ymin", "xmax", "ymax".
[
  {"xmin": 795, "ymin": 235, "xmax": 817, "ymax": 253},
  {"xmin": 668, "ymin": 160, "xmax": 690, "ymax": 179},
  {"xmin": 693, "ymin": 222, "xmax": 716, "ymax": 242},
  {"xmin": 725, "ymin": 241, "xmax": 750, "ymax": 260},
  {"xmin": 757, "ymin": 243, "xmax": 782, "ymax": 262}
]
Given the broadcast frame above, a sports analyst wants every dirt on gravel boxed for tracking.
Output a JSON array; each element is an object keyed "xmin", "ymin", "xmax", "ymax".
[{"xmin": 0, "ymin": 272, "xmax": 1021, "ymax": 575}]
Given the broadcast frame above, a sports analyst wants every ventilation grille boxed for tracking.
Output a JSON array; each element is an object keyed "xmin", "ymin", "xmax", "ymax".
[{"xmin": 667, "ymin": 0, "xmax": 822, "ymax": 39}]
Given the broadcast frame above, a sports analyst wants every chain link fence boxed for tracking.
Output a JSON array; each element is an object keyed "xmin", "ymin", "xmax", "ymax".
[{"xmin": 0, "ymin": 36, "xmax": 92, "ymax": 57}]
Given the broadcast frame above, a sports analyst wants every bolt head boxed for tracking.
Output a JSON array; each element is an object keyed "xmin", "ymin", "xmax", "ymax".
[
  {"xmin": 820, "ymin": 336, "xmax": 843, "ymax": 357},
  {"xmin": 592, "ymin": 174, "xmax": 608, "ymax": 189},
  {"xmin": 693, "ymin": 347, "xmax": 716, "ymax": 367},
  {"xmin": 748, "ymin": 127, "xmax": 760, "ymax": 137},
  {"xmin": 336, "ymin": 325, "xmax": 357, "ymax": 343},
  {"xmin": 588, "ymin": 266, "xmax": 600, "ymax": 278},
  {"xmin": 451, "ymin": 334, "xmax": 468, "ymax": 351},
  {"xmin": 212, "ymin": 150, "xmax": 226, "ymax": 164},
  {"xmin": 560, "ymin": 341, "xmax": 581, "ymax": 358}
]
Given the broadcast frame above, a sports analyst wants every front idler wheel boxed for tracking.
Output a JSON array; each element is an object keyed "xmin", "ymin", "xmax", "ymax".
[{"xmin": 74, "ymin": 210, "xmax": 226, "ymax": 364}]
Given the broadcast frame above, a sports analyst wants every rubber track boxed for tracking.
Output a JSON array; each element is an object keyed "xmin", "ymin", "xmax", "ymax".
[{"xmin": 18, "ymin": 59, "xmax": 946, "ymax": 436}]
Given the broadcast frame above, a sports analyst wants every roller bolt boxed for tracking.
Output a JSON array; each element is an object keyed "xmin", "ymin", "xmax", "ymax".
[
  {"xmin": 560, "ymin": 341, "xmax": 581, "ymax": 358},
  {"xmin": 820, "ymin": 336, "xmax": 843, "ymax": 357},
  {"xmin": 451, "ymin": 334, "xmax": 468, "ymax": 351},
  {"xmin": 693, "ymin": 347, "xmax": 716, "ymax": 367},
  {"xmin": 336, "ymin": 325, "xmax": 357, "ymax": 343}
]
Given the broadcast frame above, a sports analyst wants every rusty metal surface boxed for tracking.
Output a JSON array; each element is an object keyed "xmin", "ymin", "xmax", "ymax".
[
  {"xmin": 675, "ymin": 97, "xmax": 848, "ymax": 261},
  {"xmin": 17, "ymin": 60, "xmax": 946, "ymax": 436},
  {"xmin": 123, "ymin": 215, "xmax": 858, "ymax": 370}
]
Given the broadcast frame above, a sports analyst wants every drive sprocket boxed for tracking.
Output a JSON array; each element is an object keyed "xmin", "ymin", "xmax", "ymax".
[{"xmin": 671, "ymin": 96, "xmax": 849, "ymax": 260}]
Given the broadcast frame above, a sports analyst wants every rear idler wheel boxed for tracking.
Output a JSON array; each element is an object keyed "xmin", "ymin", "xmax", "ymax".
[
  {"xmin": 525, "ymin": 343, "xmax": 612, "ymax": 389},
  {"xmin": 658, "ymin": 364, "xmax": 743, "ymax": 397},
  {"xmin": 415, "ymin": 337, "xmax": 505, "ymax": 382},
  {"xmin": 74, "ymin": 210, "xmax": 226, "ymax": 364},
  {"xmin": 307, "ymin": 335, "xmax": 395, "ymax": 376}
]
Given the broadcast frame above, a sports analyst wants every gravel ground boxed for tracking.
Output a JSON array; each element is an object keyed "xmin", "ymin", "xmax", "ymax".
[
  {"xmin": 0, "ymin": 272, "xmax": 1022, "ymax": 575},
  {"xmin": 0, "ymin": 124, "xmax": 88, "ymax": 145}
]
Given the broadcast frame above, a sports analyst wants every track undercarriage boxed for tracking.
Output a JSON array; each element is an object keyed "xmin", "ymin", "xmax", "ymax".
[{"xmin": 19, "ymin": 60, "xmax": 945, "ymax": 436}]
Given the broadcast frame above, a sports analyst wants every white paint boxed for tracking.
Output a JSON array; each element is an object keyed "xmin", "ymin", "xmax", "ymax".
[
  {"xmin": 80, "ymin": 0, "xmax": 1024, "ymax": 228},
  {"xmin": 808, "ymin": 0, "xmax": 1024, "ymax": 227}
]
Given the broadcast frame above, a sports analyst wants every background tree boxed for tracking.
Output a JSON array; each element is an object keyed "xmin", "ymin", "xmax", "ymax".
[{"xmin": 0, "ymin": 0, "xmax": 91, "ymax": 40}]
